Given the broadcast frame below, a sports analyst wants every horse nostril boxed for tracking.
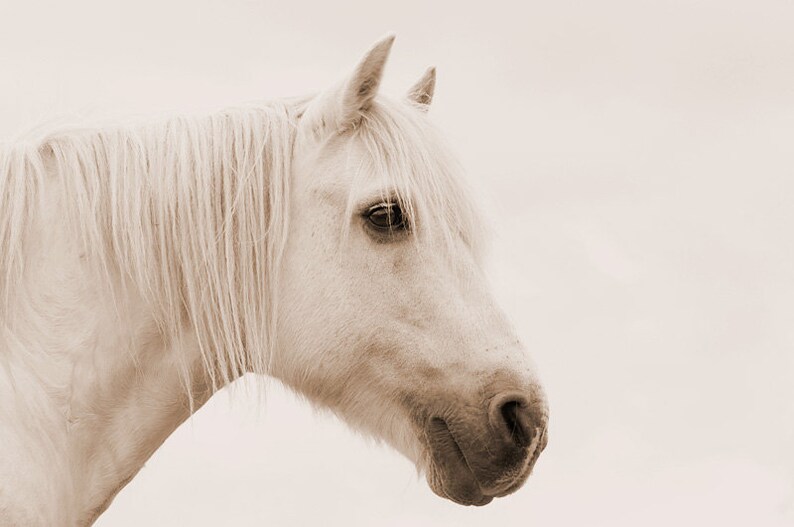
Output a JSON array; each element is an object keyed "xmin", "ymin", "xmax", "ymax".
[
  {"xmin": 489, "ymin": 392, "xmax": 540, "ymax": 450},
  {"xmin": 500, "ymin": 400, "xmax": 531, "ymax": 448}
]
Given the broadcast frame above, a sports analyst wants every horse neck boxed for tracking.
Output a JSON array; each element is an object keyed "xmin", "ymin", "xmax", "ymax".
[{"xmin": 0, "ymin": 168, "xmax": 226, "ymax": 526}]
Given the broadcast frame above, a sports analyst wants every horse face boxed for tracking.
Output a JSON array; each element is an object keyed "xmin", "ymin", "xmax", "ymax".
[{"xmin": 272, "ymin": 37, "xmax": 548, "ymax": 506}]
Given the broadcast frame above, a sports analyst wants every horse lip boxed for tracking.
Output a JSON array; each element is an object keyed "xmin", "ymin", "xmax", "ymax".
[
  {"xmin": 425, "ymin": 416, "xmax": 545, "ymax": 504},
  {"xmin": 425, "ymin": 417, "xmax": 493, "ymax": 506},
  {"xmin": 485, "ymin": 426, "xmax": 547, "ymax": 497}
]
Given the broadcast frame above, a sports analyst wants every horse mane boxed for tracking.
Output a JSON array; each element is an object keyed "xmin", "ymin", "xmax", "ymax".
[
  {"xmin": 1, "ymin": 101, "xmax": 303, "ymax": 390},
  {"xmin": 0, "ymin": 94, "xmax": 486, "ymax": 392}
]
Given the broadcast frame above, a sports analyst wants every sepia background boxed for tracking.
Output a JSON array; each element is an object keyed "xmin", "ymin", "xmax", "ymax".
[{"xmin": 2, "ymin": 0, "xmax": 793, "ymax": 525}]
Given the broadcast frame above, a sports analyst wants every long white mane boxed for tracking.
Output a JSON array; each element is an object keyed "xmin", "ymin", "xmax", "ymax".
[
  {"xmin": 1, "ymin": 102, "xmax": 302, "ymax": 390},
  {"xmin": 0, "ymin": 95, "xmax": 485, "ymax": 391}
]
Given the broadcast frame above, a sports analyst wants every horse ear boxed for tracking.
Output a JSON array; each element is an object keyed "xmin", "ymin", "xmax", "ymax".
[
  {"xmin": 338, "ymin": 34, "xmax": 395, "ymax": 129},
  {"xmin": 407, "ymin": 67, "xmax": 436, "ymax": 110}
]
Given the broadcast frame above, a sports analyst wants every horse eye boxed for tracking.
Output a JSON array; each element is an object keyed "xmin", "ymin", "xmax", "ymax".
[{"xmin": 365, "ymin": 202, "xmax": 407, "ymax": 233}]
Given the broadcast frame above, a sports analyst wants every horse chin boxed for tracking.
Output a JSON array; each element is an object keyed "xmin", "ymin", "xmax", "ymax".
[{"xmin": 426, "ymin": 464, "xmax": 494, "ymax": 507}]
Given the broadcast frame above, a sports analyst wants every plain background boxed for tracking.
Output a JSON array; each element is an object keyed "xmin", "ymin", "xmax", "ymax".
[{"xmin": 2, "ymin": 1, "xmax": 793, "ymax": 525}]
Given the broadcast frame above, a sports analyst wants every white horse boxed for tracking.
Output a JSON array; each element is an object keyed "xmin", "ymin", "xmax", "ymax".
[{"xmin": 0, "ymin": 36, "xmax": 548, "ymax": 525}]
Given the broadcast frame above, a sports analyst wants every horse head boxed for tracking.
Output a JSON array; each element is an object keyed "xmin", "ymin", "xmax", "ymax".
[{"xmin": 271, "ymin": 36, "xmax": 548, "ymax": 506}]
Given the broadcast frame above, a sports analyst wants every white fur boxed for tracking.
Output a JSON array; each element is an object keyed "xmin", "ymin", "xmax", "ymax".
[{"xmin": 0, "ymin": 37, "xmax": 545, "ymax": 525}]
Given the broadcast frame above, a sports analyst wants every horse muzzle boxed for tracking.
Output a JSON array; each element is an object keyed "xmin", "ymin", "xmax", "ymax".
[{"xmin": 424, "ymin": 389, "xmax": 548, "ymax": 506}]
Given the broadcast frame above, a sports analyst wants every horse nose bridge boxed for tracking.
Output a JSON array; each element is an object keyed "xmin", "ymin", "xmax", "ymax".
[{"xmin": 423, "ymin": 257, "xmax": 513, "ymax": 335}]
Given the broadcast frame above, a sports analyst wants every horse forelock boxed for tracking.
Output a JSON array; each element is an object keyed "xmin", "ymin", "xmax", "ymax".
[{"xmin": 345, "ymin": 96, "xmax": 489, "ymax": 262}]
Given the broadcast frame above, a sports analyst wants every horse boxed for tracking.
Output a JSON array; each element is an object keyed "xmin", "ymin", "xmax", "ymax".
[{"xmin": 0, "ymin": 35, "xmax": 549, "ymax": 525}]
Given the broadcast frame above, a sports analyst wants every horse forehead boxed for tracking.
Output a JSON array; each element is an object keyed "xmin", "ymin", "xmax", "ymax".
[
  {"xmin": 307, "ymin": 182, "xmax": 348, "ymax": 207},
  {"xmin": 296, "ymin": 136, "xmax": 354, "ymax": 185},
  {"xmin": 300, "ymin": 144, "xmax": 405, "ymax": 205}
]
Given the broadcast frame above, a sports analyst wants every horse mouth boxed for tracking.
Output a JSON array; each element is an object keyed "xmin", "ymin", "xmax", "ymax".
[
  {"xmin": 424, "ymin": 417, "xmax": 544, "ymax": 506},
  {"xmin": 426, "ymin": 417, "xmax": 493, "ymax": 506}
]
